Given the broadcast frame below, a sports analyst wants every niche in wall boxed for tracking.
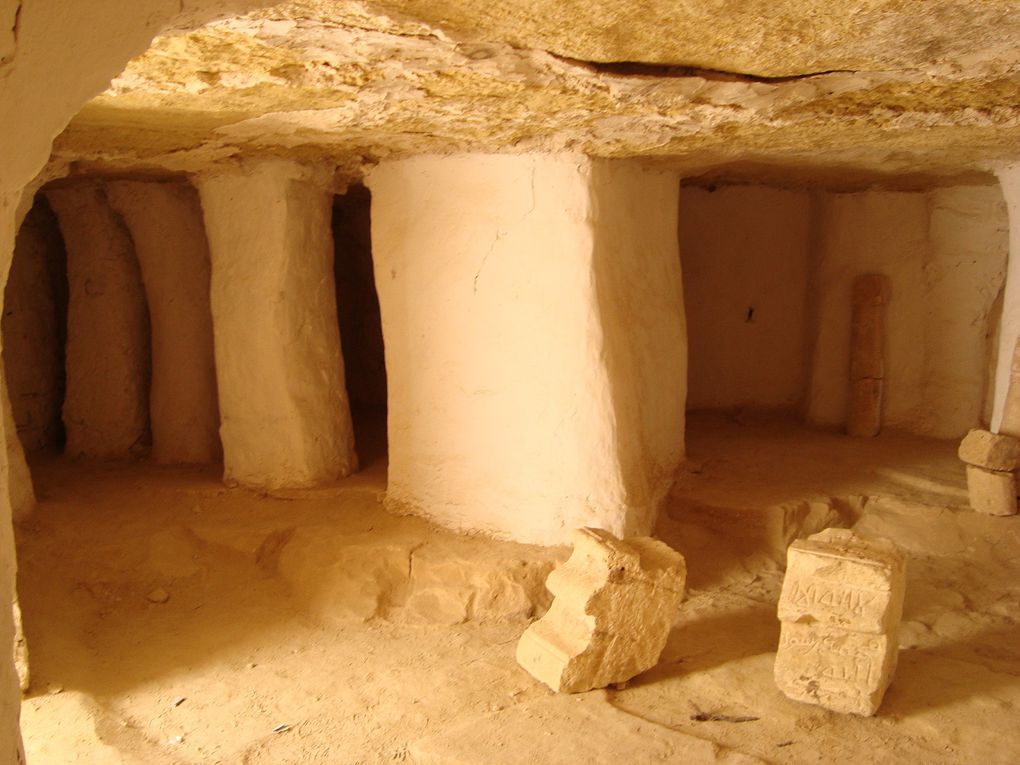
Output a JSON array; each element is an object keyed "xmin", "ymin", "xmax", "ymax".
[
  {"xmin": 333, "ymin": 183, "xmax": 387, "ymax": 465},
  {"xmin": 679, "ymin": 183, "xmax": 813, "ymax": 414},
  {"xmin": 679, "ymin": 178, "xmax": 1009, "ymax": 439}
]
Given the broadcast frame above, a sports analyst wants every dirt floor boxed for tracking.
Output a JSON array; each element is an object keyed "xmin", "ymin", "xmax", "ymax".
[{"xmin": 15, "ymin": 413, "xmax": 1020, "ymax": 764}]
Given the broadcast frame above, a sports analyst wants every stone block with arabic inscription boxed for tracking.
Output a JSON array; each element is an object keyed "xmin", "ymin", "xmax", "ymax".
[{"xmin": 774, "ymin": 528, "xmax": 905, "ymax": 716}]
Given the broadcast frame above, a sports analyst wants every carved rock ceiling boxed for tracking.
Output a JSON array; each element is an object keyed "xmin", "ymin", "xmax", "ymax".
[{"xmin": 55, "ymin": 0, "xmax": 1020, "ymax": 186}]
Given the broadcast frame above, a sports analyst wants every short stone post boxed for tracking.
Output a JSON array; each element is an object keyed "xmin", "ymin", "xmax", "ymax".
[
  {"xmin": 847, "ymin": 274, "xmax": 889, "ymax": 437},
  {"xmin": 774, "ymin": 528, "xmax": 906, "ymax": 716},
  {"xmin": 958, "ymin": 429, "xmax": 1019, "ymax": 516}
]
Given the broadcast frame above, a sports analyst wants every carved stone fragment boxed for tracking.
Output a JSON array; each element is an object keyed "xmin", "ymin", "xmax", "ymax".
[{"xmin": 516, "ymin": 527, "xmax": 686, "ymax": 693}]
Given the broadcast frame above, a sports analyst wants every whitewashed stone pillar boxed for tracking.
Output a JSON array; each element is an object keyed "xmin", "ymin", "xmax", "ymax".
[
  {"xmin": 197, "ymin": 161, "xmax": 356, "ymax": 489},
  {"xmin": 367, "ymin": 154, "xmax": 687, "ymax": 546},
  {"xmin": 107, "ymin": 181, "xmax": 221, "ymax": 464},
  {"xmin": 993, "ymin": 165, "xmax": 1020, "ymax": 433},
  {"xmin": 46, "ymin": 183, "xmax": 151, "ymax": 459},
  {"xmin": 0, "ymin": 190, "xmax": 26, "ymax": 761}
]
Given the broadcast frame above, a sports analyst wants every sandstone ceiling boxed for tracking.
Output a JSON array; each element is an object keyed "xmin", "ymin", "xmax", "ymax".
[{"xmin": 54, "ymin": 0, "xmax": 1020, "ymax": 186}]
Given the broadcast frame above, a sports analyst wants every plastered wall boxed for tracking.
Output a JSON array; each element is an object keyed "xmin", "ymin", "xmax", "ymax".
[
  {"xmin": 926, "ymin": 186, "xmax": 1009, "ymax": 435},
  {"xmin": 681, "ymin": 183, "xmax": 1008, "ymax": 438},
  {"xmin": 680, "ymin": 185, "xmax": 812, "ymax": 411}
]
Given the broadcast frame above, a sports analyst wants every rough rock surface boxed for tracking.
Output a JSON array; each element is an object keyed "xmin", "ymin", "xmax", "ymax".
[
  {"xmin": 516, "ymin": 527, "xmax": 686, "ymax": 694},
  {"xmin": 274, "ymin": 521, "xmax": 562, "ymax": 624},
  {"xmin": 51, "ymin": 1, "xmax": 1020, "ymax": 184},
  {"xmin": 404, "ymin": 538, "xmax": 557, "ymax": 625},
  {"xmin": 277, "ymin": 527, "xmax": 418, "ymax": 622},
  {"xmin": 774, "ymin": 528, "xmax": 906, "ymax": 716}
]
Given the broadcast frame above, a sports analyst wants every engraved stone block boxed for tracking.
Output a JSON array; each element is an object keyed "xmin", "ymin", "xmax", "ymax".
[
  {"xmin": 965, "ymin": 465, "xmax": 1018, "ymax": 516},
  {"xmin": 957, "ymin": 429, "xmax": 1020, "ymax": 472},
  {"xmin": 516, "ymin": 527, "xmax": 686, "ymax": 694},
  {"xmin": 775, "ymin": 528, "xmax": 905, "ymax": 716},
  {"xmin": 775, "ymin": 623, "xmax": 898, "ymax": 716}
]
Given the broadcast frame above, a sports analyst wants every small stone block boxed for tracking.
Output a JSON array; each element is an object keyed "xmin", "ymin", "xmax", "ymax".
[
  {"xmin": 965, "ymin": 465, "xmax": 1018, "ymax": 516},
  {"xmin": 774, "ymin": 529, "xmax": 905, "ymax": 716},
  {"xmin": 515, "ymin": 528, "xmax": 686, "ymax": 694},
  {"xmin": 957, "ymin": 429, "xmax": 1020, "ymax": 471}
]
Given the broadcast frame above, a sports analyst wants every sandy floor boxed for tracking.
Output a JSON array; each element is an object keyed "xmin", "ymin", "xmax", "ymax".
[{"xmin": 15, "ymin": 415, "xmax": 1020, "ymax": 764}]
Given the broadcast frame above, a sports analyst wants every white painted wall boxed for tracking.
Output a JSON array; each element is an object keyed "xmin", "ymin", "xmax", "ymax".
[
  {"xmin": 679, "ymin": 185, "xmax": 812, "ymax": 411},
  {"xmin": 368, "ymin": 154, "xmax": 686, "ymax": 546},
  {"xmin": 992, "ymin": 165, "xmax": 1020, "ymax": 432},
  {"xmin": 807, "ymin": 187, "xmax": 1007, "ymax": 438},
  {"xmin": 926, "ymin": 186, "xmax": 1008, "ymax": 436}
]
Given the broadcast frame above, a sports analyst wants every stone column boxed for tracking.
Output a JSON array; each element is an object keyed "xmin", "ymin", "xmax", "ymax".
[
  {"xmin": 106, "ymin": 181, "xmax": 221, "ymax": 464},
  {"xmin": 367, "ymin": 154, "xmax": 687, "ymax": 546},
  {"xmin": 197, "ymin": 161, "xmax": 356, "ymax": 489},
  {"xmin": 46, "ymin": 183, "xmax": 150, "ymax": 459},
  {"xmin": 0, "ymin": 189, "xmax": 26, "ymax": 762},
  {"xmin": 993, "ymin": 165, "xmax": 1020, "ymax": 433}
]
